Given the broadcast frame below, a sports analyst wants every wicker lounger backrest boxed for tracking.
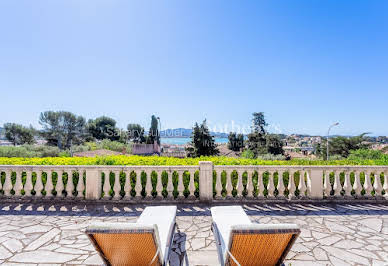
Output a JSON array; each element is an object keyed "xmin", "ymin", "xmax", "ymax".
[
  {"xmin": 227, "ymin": 224, "xmax": 300, "ymax": 266},
  {"xmin": 86, "ymin": 224, "xmax": 163, "ymax": 266}
]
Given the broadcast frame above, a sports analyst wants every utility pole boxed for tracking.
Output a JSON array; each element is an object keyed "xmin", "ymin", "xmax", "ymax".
[{"xmin": 327, "ymin": 122, "xmax": 339, "ymax": 160}]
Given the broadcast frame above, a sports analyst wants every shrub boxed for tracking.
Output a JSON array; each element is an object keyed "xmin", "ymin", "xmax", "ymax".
[
  {"xmin": 99, "ymin": 139, "xmax": 131, "ymax": 153},
  {"xmin": 256, "ymin": 154, "xmax": 286, "ymax": 160},
  {"xmin": 71, "ymin": 145, "xmax": 90, "ymax": 153},
  {"xmin": 0, "ymin": 155, "xmax": 386, "ymax": 165},
  {"xmin": 0, "ymin": 145, "xmax": 61, "ymax": 158},
  {"xmin": 24, "ymin": 145, "xmax": 62, "ymax": 157},
  {"xmin": 85, "ymin": 140, "xmax": 131, "ymax": 153},
  {"xmin": 348, "ymin": 149, "xmax": 384, "ymax": 160},
  {"xmin": 327, "ymin": 154, "xmax": 346, "ymax": 161},
  {"xmin": 0, "ymin": 146, "xmax": 36, "ymax": 158},
  {"xmin": 241, "ymin": 150, "xmax": 255, "ymax": 159}
]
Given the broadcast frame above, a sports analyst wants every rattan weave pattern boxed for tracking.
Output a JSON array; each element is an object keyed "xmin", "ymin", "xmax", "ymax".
[
  {"xmin": 228, "ymin": 233, "xmax": 294, "ymax": 266},
  {"xmin": 92, "ymin": 233, "xmax": 161, "ymax": 266}
]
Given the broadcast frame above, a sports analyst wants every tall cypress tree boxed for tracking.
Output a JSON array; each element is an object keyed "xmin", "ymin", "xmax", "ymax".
[
  {"xmin": 187, "ymin": 120, "xmax": 219, "ymax": 157},
  {"xmin": 147, "ymin": 115, "xmax": 160, "ymax": 144}
]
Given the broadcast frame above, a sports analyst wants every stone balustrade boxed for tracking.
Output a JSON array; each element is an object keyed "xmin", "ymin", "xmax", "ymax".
[
  {"xmin": 0, "ymin": 163, "xmax": 387, "ymax": 202},
  {"xmin": 213, "ymin": 165, "xmax": 388, "ymax": 200}
]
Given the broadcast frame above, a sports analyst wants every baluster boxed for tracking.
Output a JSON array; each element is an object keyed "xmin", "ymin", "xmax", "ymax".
[
  {"xmin": 373, "ymin": 171, "xmax": 382, "ymax": 197},
  {"xmin": 3, "ymin": 170, "xmax": 13, "ymax": 197},
  {"xmin": 363, "ymin": 171, "xmax": 373, "ymax": 197},
  {"xmin": 24, "ymin": 170, "xmax": 33, "ymax": 197},
  {"xmin": 56, "ymin": 170, "xmax": 64, "ymax": 198},
  {"xmin": 145, "ymin": 170, "xmax": 153, "ymax": 199},
  {"xmin": 342, "ymin": 170, "xmax": 352, "ymax": 197},
  {"xmin": 76, "ymin": 171, "xmax": 85, "ymax": 198},
  {"xmin": 102, "ymin": 170, "xmax": 111, "ymax": 199},
  {"xmin": 306, "ymin": 169, "xmax": 312, "ymax": 196},
  {"xmin": 298, "ymin": 170, "xmax": 307, "ymax": 198},
  {"xmin": 0, "ymin": 170, "xmax": 3, "ymax": 193},
  {"xmin": 267, "ymin": 171, "xmax": 275, "ymax": 198},
  {"xmin": 225, "ymin": 170, "xmax": 233, "ymax": 198},
  {"xmin": 333, "ymin": 170, "xmax": 342, "ymax": 197},
  {"xmin": 323, "ymin": 170, "xmax": 331, "ymax": 197},
  {"xmin": 65, "ymin": 170, "xmax": 75, "ymax": 198},
  {"xmin": 277, "ymin": 171, "xmax": 285, "ymax": 198},
  {"xmin": 135, "ymin": 170, "xmax": 143, "ymax": 199},
  {"xmin": 287, "ymin": 170, "xmax": 296, "ymax": 199},
  {"xmin": 35, "ymin": 170, "xmax": 44, "ymax": 197},
  {"xmin": 383, "ymin": 171, "xmax": 388, "ymax": 199},
  {"xmin": 113, "ymin": 171, "xmax": 122, "ymax": 200},
  {"xmin": 46, "ymin": 171, "xmax": 54, "ymax": 197},
  {"xmin": 353, "ymin": 171, "xmax": 362, "ymax": 197},
  {"xmin": 155, "ymin": 171, "xmax": 164, "ymax": 199},
  {"xmin": 188, "ymin": 170, "xmax": 196, "ymax": 199},
  {"xmin": 123, "ymin": 171, "xmax": 132, "ymax": 200},
  {"xmin": 236, "ymin": 170, "xmax": 244, "ymax": 198},
  {"xmin": 167, "ymin": 171, "xmax": 174, "ymax": 199},
  {"xmin": 246, "ymin": 171, "xmax": 254, "ymax": 198},
  {"xmin": 215, "ymin": 171, "xmax": 222, "ymax": 199},
  {"xmin": 257, "ymin": 171, "xmax": 265, "ymax": 198},
  {"xmin": 14, "ymin": 170, "xmax": 23, "ymax": 197},
  {"xmin": 177, "ymin": 170, "xmax": 185, "ymax": 199}
]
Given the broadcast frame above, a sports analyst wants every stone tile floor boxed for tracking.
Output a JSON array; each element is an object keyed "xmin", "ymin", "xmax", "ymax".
[{"xmin": 0, "ymin": 202, "xmax": 387, "ymax": 265}]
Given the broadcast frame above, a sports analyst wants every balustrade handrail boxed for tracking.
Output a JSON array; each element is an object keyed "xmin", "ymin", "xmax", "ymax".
[
  {"xmin": 214, "ymin": 165, "xmax": 388, "ymax": 170},
  {"xmin": 0, "ymin": 162, "xmax": 387, "ymax": 202},
  {"xmin": 0, "ymin": 165, "xmax": 200, "ymax": 169},
  {"xmin": 1, "ymin": 164, "xmax": 386, "ymax": 170}
]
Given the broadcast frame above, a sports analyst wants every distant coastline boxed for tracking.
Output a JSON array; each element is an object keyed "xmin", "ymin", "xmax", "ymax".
[
  {"xmin": 160, "ymin": 128, "xmax": 228, "ymax": 139},
  {"xmin": 161, "ymin": 137, "xmax": 228, "ymax": 145}
]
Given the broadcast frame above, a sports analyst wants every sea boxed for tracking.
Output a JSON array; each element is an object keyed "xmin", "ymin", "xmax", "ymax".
[{"xmin": 161, "ymin": 137, "xmax": 228, "ymax": 145}]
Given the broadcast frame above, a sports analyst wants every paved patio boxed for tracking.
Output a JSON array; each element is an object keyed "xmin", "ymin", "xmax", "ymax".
[{"xmin": 0, "ymin": 202, "xmax": 387, "ymax": 265}]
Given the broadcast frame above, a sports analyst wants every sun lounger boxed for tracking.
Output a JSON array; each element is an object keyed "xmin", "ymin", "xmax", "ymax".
[
  {"xmin": 211, "ymin": 206, "xmax": 300, "ymax": 266},
  {"xmin": 86, "ymin": 206, "xmax": 177, "ymax": 266}
]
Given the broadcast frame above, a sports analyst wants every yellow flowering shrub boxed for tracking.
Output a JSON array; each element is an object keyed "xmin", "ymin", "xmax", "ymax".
[{"xmin": 0, "ymin": 155, "xmax": 385, "ymax": 165}]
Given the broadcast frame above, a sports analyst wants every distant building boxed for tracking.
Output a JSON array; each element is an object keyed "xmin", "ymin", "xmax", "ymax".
[
  {"xmin": 0, "ymin": 140, "xmax": 13, "ymax": 146},
  {"xmin": 0, "ymin": 127, "xmax": 5, "ymax": 140},
  {"xmin": 284, "ymin": 146, "xmax": 315, "ymax": 155}
]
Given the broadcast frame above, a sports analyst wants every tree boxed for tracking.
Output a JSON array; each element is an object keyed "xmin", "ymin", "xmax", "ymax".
[
  {"xmin": 246, "ymin": 112, "xmax": 284, "ymax": 157},
  {"xmin": 252, "ymin": 112, "xmax": 267, "ymax": 135},
  {"xmin": 127, "ymin": 124, "xmax": 146, "ymax": 143},
  {"xmin": 316, "ymin": 134, "xmax": 370, "ymax": 159},
  {"xmin": 246, "ymin": 112, "xmax": 268, "ymax": 156},
  {"xmin": 246, "ymin": 131, "xmax": 267, "ymax": 156},
  {"xmin": 146, "ymin": 115, "xmax": 160, "ymax": 144},
  {"xmin": 228, "ymin": 132, "xmax": 244, "ymax": 152},
  {"xmin": 39, "ymin": 111, "xmax": 86, "ymax": 149},
  {"xmin": 87, "ymin": 116, "xmax": 119, "ymax": 141},
  {"xmin": 4, "ymin": 123, "xmax": 35, "ymax": 145},
  {"xmin": 247, "ymin": 114, "xmax": 265, "ymax": 155},
  {"xmin": 187, "ymin": 120, "xmax": 219, "ymax": 157},
  {"xmin": 265, "ymin": 134, "xmax": 284, "ymax": 155},
  {"xmin": 348, "ymin": 149, "xmax": 383, "ymax": 160}
]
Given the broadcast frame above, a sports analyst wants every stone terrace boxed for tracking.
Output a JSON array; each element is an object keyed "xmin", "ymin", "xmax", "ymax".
[{"xmin": 0, "ymin": 202, "xmax": 387, "ymax": 265}]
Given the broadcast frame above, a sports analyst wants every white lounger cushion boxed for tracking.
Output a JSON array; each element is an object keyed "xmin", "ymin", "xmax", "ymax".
[
  {"xmin": 231, "ymin": 223, "xmax": 300, "ymax": 232},
  {"xmin": 211, "ymin": 206, "xmax": 251, "ymax": 257},
  {"xmin": 137, "ymin": 205, "xmax": 177, "ymax": 260}
]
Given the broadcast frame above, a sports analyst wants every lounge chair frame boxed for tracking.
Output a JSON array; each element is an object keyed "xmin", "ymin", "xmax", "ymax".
[
  {"xmin": 86, "ymin": 222, "xmax": 176, "ymax": 266},
  {"xmin": 212, "ymin": 222, "xmax": 300, "ymax": 266}
]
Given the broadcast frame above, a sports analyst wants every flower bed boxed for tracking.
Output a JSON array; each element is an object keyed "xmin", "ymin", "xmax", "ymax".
[{"xmin": 0, "ymin": 155, "xmax": 387, "ymax": 165}]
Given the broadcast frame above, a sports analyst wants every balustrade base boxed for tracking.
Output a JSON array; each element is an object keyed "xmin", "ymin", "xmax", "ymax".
[{"xmin": 0, "ymin": 196, "xmax": 387, "ymax": 206}]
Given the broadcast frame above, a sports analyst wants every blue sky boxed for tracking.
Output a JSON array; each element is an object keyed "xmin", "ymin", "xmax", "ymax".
[{"xmin": 1, "ymin": 0, "xmax": 387, "ymax": 136}]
